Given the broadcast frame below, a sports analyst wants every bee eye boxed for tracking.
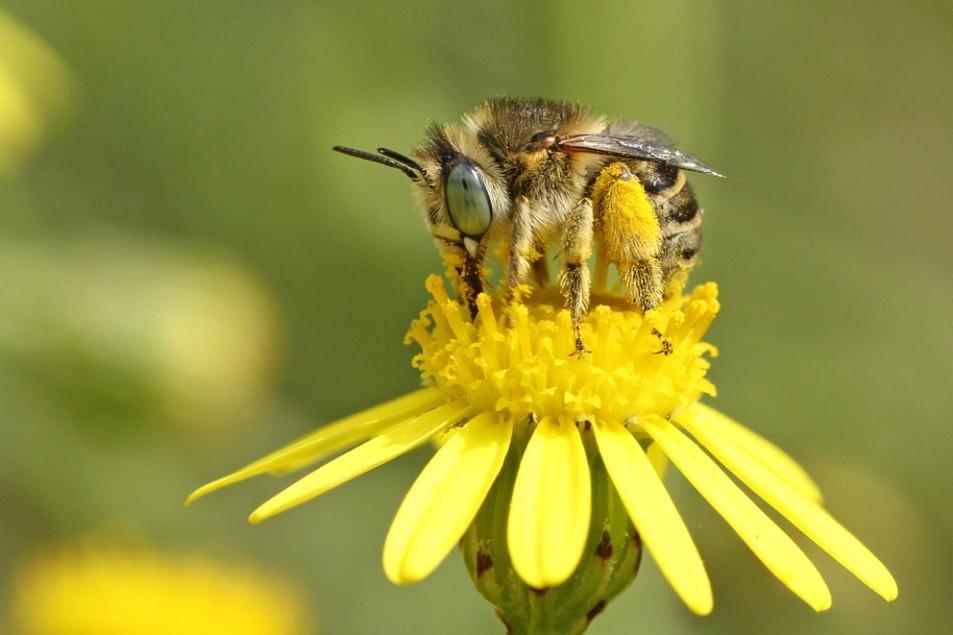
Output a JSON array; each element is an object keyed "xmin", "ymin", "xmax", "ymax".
[{"xmin": 445, "ymin": 159, "xmax": 493, "ymax": 237}]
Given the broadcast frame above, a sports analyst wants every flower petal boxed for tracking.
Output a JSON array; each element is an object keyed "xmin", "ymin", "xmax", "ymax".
[
  {"xmin": 593, "ymin": 420, "xmax": 713, "ymax": 615},
  {"xmin": 646, "ymin": 440, "xmax": 668, "ymax": 478},
  {"xmin": 248, "ymin": 402, "xmax": 470, "ymax": 523},
  {"xmin": 642, "ymin": 415, "xmax": 832, "ymax": 612},
  {"xmin": 508, "ymin": 417, "xmax": 591, "ymax": 588},
  {"xmin": 186, "ymin": 388, "xmax": 444, "ymax": 505},
  {"xmin": 677, "ymin": 411, "xmax": 898, "ymax": 601},
  {"xmin": 383, "ymin": 412, "xmax": 511, "ymax": 585},
  {"xmin": 689, "ymin": 402, "xmax": 823, "ymax": 503}
]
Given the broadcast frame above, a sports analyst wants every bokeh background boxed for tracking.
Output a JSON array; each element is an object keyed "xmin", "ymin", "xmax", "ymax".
[{"xmin": 1, "ymin": 1, "xmax": 950, "ymax": 633}]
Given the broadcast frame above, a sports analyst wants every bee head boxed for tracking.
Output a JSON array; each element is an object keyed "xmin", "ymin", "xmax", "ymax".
[
  {"xmin": 407, "ymin": 123, "xmax": 511, "ymax": 257},
  {"xmin": 333, "ymin": 125, "xmax": 509, "ymax": 258}
]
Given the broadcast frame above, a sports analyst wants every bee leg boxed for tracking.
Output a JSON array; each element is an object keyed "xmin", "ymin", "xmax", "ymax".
[
  {"xmin": 591, "ymin": 161, "xmax": 664, "ymax": 314},
  {"xmin": 531, "ymin": 237, "xmax": 549, "ymax": 287},
  {"xmin": 504, "ymin": 195, "xmax": 535, "ymax": 315},
  {"xmin": 620, "ymin": 259, "xmax": 663, "ymax": 312},
  {"xmin": 437, "ymin": 241, "xmax": 483, "ymax": 317},
  {"xmin": 560, "ymin": 197, "xmax": 594, "ymax": 354},
  {"xmin": 461, "ymin": 254, "xmax": 485, "ymax": 317}
]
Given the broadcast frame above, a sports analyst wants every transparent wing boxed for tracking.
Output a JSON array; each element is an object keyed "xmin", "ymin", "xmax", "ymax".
[
  {"xmin": 604, "ymin": 120, "xmax": 677, "ymax": 146},
  {"xmin": 559, "ymin": 130, "xmax": 724, "ymax": 178}
]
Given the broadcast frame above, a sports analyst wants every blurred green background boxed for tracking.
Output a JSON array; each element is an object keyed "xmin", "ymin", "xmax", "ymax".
[{"xmin": 1, "ymin": 1, "xmax": 950, "ymax": 633}]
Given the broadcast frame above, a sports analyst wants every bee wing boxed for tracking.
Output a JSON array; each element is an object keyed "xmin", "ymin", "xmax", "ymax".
[
  {"xmin": 558, "ymin": 132, "xmax": 725, "ymax": 178},
  {"xmin": 604, "ymin": 120, "xmax": 677, "ymax": 146}
]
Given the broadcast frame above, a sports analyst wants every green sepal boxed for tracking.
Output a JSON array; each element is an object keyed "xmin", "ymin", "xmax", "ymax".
[{"xmin": 461, "ymin": 421, "xmax": 642, "ymax": 634}]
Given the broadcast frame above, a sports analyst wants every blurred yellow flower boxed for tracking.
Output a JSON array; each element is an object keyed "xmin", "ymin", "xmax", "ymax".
[
  {"xmin": 0, "ymin": 8, "xmax": 70, "ymax": 175},
  {"xmin": 0, "ymin": 236, "xmax": 280, "ymax": 429},
  {"xmin": 12, "ymin": 543, "xmax": 311, "ymax": 635},
  {"xmin": 190, "ymin": 274, "xmax": 896, "ymax": 618}
]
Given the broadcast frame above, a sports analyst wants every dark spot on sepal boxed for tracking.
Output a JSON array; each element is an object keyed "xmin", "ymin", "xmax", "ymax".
[
  {"xmin": 586, "ymin": 600, "xmax": 607, "ymax": 623},
  {"xmin": 595, "ymin": 530, "xmax": 613, "ymax": 562},
  {"xmin": 476, "ymin": 548, "xmax": 493, "ymax": 579}
]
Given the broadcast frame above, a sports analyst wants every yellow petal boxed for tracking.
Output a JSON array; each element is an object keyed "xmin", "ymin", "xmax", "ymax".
[
  {"xmin": 646, "ymin": 440, "xmax": 668, "ymax": 478},
  {"xmin": 383, "ymin": 412, "xmax": 511, "ymax": 584},
  {"xmin": 677, "ymin": 412, "xmax": 898, "ymax": 601},
  {"xmin": 689, "ymin": 402, "xmax": 823, "ymax": 503},
  {"xmin": 186, "ymin": 388, "xmax": 442, "ymax": 505},
  {"xmin": 508, "ymin": 417, "xmax": 591, "ymax": 588},
  {"xmin": 593, "ymin": 420, "xmax": 713, "ymax": 615},
  {"xmin": 642, "ymin": 416, "xmax": 832, "ymax": 612},
  {"xmin": 249, "ymin": 402, "xmax": 470, "ymax": 523}
]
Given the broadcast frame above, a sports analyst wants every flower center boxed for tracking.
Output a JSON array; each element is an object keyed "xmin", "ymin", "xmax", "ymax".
[{"xmin": 407, "ymin": 276, "xmax": 720, "ymax": 427}]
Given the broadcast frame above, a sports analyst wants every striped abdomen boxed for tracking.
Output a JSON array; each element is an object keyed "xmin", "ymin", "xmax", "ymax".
[{"xmin": 637, "ymin": 160, "xmax": 703, "ymax": 289}]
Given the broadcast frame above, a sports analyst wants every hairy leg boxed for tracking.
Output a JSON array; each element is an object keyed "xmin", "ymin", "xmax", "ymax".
[
  {"xmin": 437, "ymin": 240, "xmax": 483, "ymax": 317},
  {"xmin": 560, "ymin": 197, "xmax": 594, "ymax": 353},
  {"xmin": 591, "ymin": 161, "xmax": 664, "ymax": 313},
  {"xmin": 620, "ymin": 258, "xmax": 663, "ymax": 312},
  {"xmin": 531, "ymin": 236, "xmax": 549, "ymax": 287},
  {"xmin": 504, "ymin": 195, "xmax": 536, "ymax": 311}
]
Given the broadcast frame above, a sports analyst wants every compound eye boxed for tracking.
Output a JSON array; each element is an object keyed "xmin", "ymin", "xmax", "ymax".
[{"xmin": 445, "ymin": 159, "xmax": 493, "ymax": 237}]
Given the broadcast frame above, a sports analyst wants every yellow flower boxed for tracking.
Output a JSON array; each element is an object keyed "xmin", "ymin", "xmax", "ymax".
[
  {"xmin": 188, "ymin": 274, "xmax": 897, "ymax": 618},
  {"xmin": 12, "ymin": 543, "xmax": 310, "ymax": 635},
  {"xmin": 0, "ymin": 236, "xmax": 280, "ymax": 429},
  {"xmin": 0, "ymin": 8, "xmax": 71, "ymax": 176}
]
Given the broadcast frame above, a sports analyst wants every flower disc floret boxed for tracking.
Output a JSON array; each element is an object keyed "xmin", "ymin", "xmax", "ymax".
[{"xmin": 407, "ymin": 275, "xmax": 719, "ymax": 428}]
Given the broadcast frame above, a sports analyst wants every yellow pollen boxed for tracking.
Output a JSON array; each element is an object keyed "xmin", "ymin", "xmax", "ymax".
[
  {"xmin": 591, "ymin": 162, "xmax": 661, "ymax": 260},
  {"xmin": 409, "ymin": 276, "xmax": 719, "ymax": 426}
]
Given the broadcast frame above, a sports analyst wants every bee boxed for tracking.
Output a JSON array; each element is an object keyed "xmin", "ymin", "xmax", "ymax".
[{"xmin": 334, "ymin": 97, "xmax": 722, "ymax": 353}]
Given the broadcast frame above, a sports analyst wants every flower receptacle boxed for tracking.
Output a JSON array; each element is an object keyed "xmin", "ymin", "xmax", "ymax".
[{"xmin": 461, "ymin": 420, "xmax": 643, "ymax": 635}]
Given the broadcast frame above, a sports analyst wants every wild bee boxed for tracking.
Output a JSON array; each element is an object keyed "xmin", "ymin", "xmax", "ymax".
[{"xmin": 334, "ymin": 97, "xmax": 722, "ymax": 353}]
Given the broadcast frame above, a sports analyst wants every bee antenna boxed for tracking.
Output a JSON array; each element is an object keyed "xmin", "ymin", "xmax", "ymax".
[
  {"xmin": 376, "ymin": 148, "xmax": 423, "ymax": 172},
  {"xmin": 332, "ymin": 146, "xmax": 420, "ymax": 182}
]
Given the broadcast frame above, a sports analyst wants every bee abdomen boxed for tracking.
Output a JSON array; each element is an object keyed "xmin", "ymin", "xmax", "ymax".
[
  {"xmin": 634, "ymin": 161, "xmax": 700, "ymax": 228},
  {"xmin": 640, "ymin": 161, "xmax": 681, "ymax": 195},
  {"xmin": 667, "ymin": 184, "xmax": 699, "ymax": 223},
  {"xmin": 655, "ymin": 176, "xmax": 703, "ymax": 286},
  {"xmin": 656, "ymin": 180, "xmax": 701, "ymax": 229},
  {"xmin": 660, "ymin": 228, "xmax": 702, "ymax": 279}
]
